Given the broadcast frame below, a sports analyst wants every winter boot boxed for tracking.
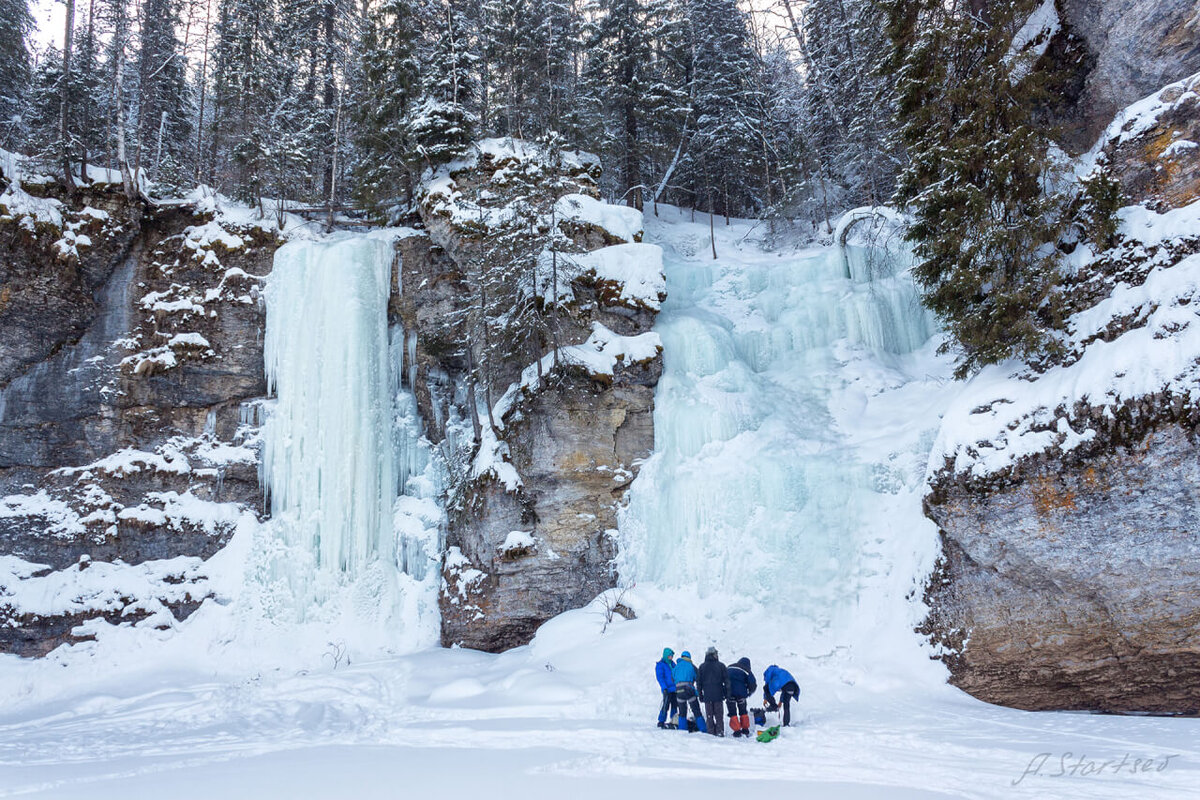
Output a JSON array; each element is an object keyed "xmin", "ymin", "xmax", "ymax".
[
  {"xmin": 687, "ymin": 718, "xmax": 698, "ymax": 733},
  {"xmin": 740, "ymin": 714, "xmax": 751, "ymax": 735},
  {"xmin": 657, "ymin": 721, "xmax": 666, "ymax": 729},
  {"xmin": 728, "ymin": 715, "xmax": 741, "ymax": 737}
]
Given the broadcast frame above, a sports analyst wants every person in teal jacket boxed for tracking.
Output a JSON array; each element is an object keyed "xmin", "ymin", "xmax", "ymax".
[
  {"xmin": 762, "ymin": 664, "xmax": 801, "ymax": 727},
  {"xmin": 672, "ymin": 651, "xmax": 706, "ymax": 732},
  {"xmin": 655, "ymin": 648, "xmax": 677, "ymax": 728}
]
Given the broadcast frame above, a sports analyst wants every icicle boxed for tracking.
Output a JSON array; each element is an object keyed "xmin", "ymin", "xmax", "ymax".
[{"xmin": 406, "ymin": 331, "xmax": 418, "ymax": 391}]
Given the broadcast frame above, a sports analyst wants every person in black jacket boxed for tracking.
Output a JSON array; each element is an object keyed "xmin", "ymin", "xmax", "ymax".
[
  {"xmin": 696, "ymin": 646, "xmax": 730, "ymax": 736},
  {"xmin": 725, "ymin": 657, "xmax": 757, "ymax": 738}
]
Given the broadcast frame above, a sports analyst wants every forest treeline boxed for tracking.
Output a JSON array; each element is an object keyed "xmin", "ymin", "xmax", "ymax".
[
  {"xmin": 0, "ymin": 0, "xmax": 902, "ymax": 222},
  {"xmin": 0, "ymin": 0, "xmax": 1122, "ymax": 375}
]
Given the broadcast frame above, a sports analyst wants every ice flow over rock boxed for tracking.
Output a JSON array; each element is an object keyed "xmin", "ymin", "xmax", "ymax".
[{"xmin": 619, "ymin": 221, "xmax": 938, "ymax": 637}]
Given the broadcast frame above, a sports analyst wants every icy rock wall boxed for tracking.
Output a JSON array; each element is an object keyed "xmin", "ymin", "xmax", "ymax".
[{"xmin": 0, "ymin": 189, "xmax": 275, "ymax": 656}]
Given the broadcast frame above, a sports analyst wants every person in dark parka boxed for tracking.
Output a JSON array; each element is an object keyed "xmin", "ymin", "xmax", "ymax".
[
  {"xmin": 696, "ymin": 646, "xmax": 730, "ymax": 736},
  {"xmin": 726, "ymin": 657, "xmax": 757, "ymax": 737},
  {"xmin": 763, "ymin": 664, "xmax": 801, "ymax": 726},
  {"xmin": 655, "ymin": 648, "xmax": 678, "ymax": 728}
]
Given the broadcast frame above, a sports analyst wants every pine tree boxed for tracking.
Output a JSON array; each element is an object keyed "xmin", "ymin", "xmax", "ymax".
[
  {"xmin": 137, "ymin": 0, "xmax": 195, "ymax": 187},
  {"xmin": 800, "ymin": 0, "xmax": 899, "ymax": 208},
  {"xmin": 532, "ymin": 0, "xmax": 584, "ymax": 139},
  {"xmin": 405, "ymin": 0, "xmax": 478, "ymax": 170},
  {"xmin": 208, "ymin": 0, "xmax": 276, "ymax": 198},
  {"xmin": 758, "ymin": 41, "xmax": 817, "ymax": 225},
  {"xmin": 587, "ymin": 0, "xmax": 652, "ymax": 209},
  {"xmin": 641, "ymin": 0, "xmax": 691, "ymax": 211},
  {"xmin": 107, "ymin": 0, "xmax": 137, "ymax": 199},
  {"xmin": 352, "ymin": 0, "xmax": 422, "ymax": 213},
  {"xmin": 276, "ymin": 0, "xmax": 354, "ymax": 204},
  {"xmin": 480, "ymin": 0, "xmax": 543, "ymax": 138},
  {"xmin": 72, "ymin": 0, "xmax": 105, "ymax": 183},
  {"xmin": 25, "ymin": 47, "xmax": 65, "ymax": 160},
  {"xmin": 59, "ymin": 0, "xmax": 78, "ymax": 194},
  {"xmin": 0, "ymin": 0, "xmax": 34, "ymax": 150},
  {"xmin": 885, "ymin": 0, "xmax": 1070, "ymax": 377},
  {"xmin": 685, "ymin": 0, "xmax": 764, "ymax": 219}
]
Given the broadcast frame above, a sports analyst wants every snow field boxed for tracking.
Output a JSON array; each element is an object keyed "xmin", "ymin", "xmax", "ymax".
[{"xmin": 1, "ymin": 589, "xmax": 1197, "ymax": 799}]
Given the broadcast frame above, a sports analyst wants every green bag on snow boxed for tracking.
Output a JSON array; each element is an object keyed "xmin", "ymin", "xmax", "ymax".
[{"xmin": 756, "ymin": 725, "xmax": 780, "ymax": 743}]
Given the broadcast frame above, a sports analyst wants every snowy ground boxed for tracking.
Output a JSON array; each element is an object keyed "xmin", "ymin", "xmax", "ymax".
[
  {"xmin": 1, "ymin": 593, "xmax": 1196, "ymax": 799},
  {"xmin": 2, "ymin": 208, "xmax": 1197, "ymax": 799}
]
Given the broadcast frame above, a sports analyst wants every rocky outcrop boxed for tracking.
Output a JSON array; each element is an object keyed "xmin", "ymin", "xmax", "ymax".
[
  {"xmin": 923, "ymin": 425, "xmax": 1200, "ymax": 715},
  {"xmin": 402, "ymin": 140, "xmax": 663, "ymax": 651},
  {"xmin": 442, "ymin": 356, "xmax": 659, "ymax": 650},
  {"xmin": 1064, "ymin": 0, "xmax": 1199, "ymax": 143},
  {"xmin": 1048, "ymin": 0, "xmax": 1200, "ymax": 151},
  {"xmin": 0, "ymin": 186, "xmax": 137, "ymax": 386},
  {"xmin": 1101, "ymin": 71, "xmax": 1200, "ymax": 211},
  {"xmin": 922, "ymin": 72, "xmax": 1200, "ymax": 714},
  {"xmin": 0, "ymin": 181, "xmax": 277, "ymax": 656}
]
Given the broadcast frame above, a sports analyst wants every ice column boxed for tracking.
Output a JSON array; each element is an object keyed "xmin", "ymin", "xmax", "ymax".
[
  {"xmin": 388, "ymin": 322, "xmax": 444, "ymax": 582},
  {"xmin": 262, "ymin": 237, "xmax": 397, "ymax": 611}
]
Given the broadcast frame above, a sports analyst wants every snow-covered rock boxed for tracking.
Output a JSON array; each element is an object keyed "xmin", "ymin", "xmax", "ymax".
[
  {"xmin": 410, "ymin": 139, "xmax": 664, "ymax": 652},
  {"xmin": 0, "ymin": 179, "xmax": 277, "ymax": 656},
  {"xmin": 923, "ymin": 76, "xmax": 1200, "ymax": 715}
]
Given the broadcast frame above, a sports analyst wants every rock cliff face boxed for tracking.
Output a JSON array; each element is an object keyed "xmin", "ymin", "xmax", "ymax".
[
  {"xmin": 1104, "ymin": 71, "xmax": 1200, "ymax": 211},
  {"xmin": 399, "ymin": 141, "xmax": 664, "ymax": 651},
  {"xmin": 924, "ymin": 424, "xmax": 1200, "ymax": 715},
  {"xmin": 922, "ymin": 74, "xmax": 1200, "ymax": 714},
  {"xmin": 1047, "ymin": 0, "xmax": 1200, "ymax": 151},
  {"xmin": 0, "ymin": 180, "xmax": 275, "ymax": 655}
]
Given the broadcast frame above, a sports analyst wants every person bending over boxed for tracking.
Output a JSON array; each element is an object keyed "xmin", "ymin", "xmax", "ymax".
[
  {"xmin": 762, "ymin": 664, "xmax": 801, "ymax": 727},
  {"xmin": 673, "ymin": 651, "xmax": 704, "ymax": 732}
]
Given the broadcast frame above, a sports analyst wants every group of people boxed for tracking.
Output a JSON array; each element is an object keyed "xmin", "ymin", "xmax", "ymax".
[{"xmin": 654, "ymin": 646, "xmax": 801, "ymax": 738}]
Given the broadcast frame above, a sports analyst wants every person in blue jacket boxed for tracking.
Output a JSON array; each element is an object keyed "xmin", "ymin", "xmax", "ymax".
[
  {"xmin": 655, "ymin": 648, "xmax": 678, "ymax": 728},
  {"xmin": 672, "ymin": 651, "xmax": 705, "ymax": 732},
  {"xmin": 762, "ymin": 664, "xmax": 801, "ymax": 727},
  {"xmin": 726, "ymin": 656, "xmax": 757, "ymax": 737}
]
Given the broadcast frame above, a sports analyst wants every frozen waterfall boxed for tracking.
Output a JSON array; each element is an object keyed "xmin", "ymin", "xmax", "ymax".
[
  {"xmin": 620, "ymin": 214, "xmax": 942, "ymax": 643},
  {"xmin": 260, "ymin": 235, "xmax": 441, "ymax": 632}
]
